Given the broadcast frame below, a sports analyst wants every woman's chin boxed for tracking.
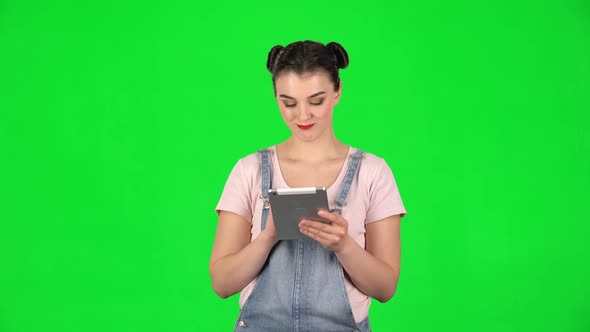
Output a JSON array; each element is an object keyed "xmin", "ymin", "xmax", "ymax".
[{"xmin": 292, "ymin": 131, "xmax": 317, "ymax": 142}]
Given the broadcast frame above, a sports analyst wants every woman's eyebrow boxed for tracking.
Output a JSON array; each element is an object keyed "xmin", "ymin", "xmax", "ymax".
[{"xmin": 279, "ymin": 91, "xmax": 326, "ymax": 100}]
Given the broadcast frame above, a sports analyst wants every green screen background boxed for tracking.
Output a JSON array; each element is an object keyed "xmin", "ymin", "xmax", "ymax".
[{"xmin": 1, "ymin": 1, "xmax": 588, "ymax": 331}]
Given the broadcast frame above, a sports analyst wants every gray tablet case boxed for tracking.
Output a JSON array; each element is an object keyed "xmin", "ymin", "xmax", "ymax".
[{"xmin": 268, "ymin": 187, "xmax": 331, "ymax": 240}]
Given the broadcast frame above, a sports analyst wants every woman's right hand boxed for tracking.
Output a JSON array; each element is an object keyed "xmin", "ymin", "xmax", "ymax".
[{"xmin": 210, "ymin": 209, "xmax": 278, "ymax": 298}]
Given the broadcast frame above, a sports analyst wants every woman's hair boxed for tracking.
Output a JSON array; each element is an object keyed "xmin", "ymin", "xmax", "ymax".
[{"xmin": 266, "ymin": 40, "xmax": 349, "ymax": 94}]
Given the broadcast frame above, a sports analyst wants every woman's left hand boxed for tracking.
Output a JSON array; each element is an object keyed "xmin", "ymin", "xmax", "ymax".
[{"xmin": 299, "ymin": 209, "xmax": 353, "ymax": 253}]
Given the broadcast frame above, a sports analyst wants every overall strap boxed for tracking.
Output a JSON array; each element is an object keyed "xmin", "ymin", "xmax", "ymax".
[
  {"xmin": 334, "ymin": 149, "xmax": 365, "ymax": 214},
  {"xmin": 259, "ymin": 148, "xmax": 272, "ymax": 230}
]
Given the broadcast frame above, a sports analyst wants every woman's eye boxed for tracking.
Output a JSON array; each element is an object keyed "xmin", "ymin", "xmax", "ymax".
[{"xmin": 283, "ymin": 99, "xmax": 324, "ymax": 108}]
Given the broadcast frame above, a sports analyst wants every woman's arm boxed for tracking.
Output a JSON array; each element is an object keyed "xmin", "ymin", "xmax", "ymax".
[
  {"xmin": 336, "ymin": 215, "xmax": 401, "ymax": 302},
  {"xmin": 209, "ymin": 210, "xmax": 278, "ymax": 298},
  {"xmin": 299, "ymin": 212, "xmax": 401, "ymax": 302}
]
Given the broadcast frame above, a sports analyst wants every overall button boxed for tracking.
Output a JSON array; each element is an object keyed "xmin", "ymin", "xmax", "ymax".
[{"xmin": 238, "ymin": 320, "xmax": 247, "ymax": 327}]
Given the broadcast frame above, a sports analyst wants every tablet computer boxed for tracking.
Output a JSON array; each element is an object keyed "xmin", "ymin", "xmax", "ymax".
[{"xmin": 268, "ymin": 187, "xmax": 331, "ymax": 240}]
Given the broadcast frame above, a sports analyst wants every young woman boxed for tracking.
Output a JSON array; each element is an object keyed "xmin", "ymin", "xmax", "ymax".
[{"xmin": 210, "ymin": 40, "xmax": 407, "ymax": 332}]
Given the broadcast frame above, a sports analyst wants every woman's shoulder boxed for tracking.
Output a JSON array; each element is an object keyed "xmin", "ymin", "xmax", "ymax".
[
  {"xmin": 353, "ymin": 147, "xmax": 399, "ymax": 181},
  {"xmin": 230, "ymin": 146, "xmax": 276, "ymax": 174},
  {"xmin": 355, "ymin": 148, "xmax": 389, "ymax": 170},
  {"xmin": 232, "ymin": 151, "xmax": 261, "ymax": 173}
]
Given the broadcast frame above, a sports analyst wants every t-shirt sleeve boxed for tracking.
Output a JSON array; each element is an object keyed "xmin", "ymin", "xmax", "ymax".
[
  {"xmin": 215, "ymin": 159, "xmax": 253, "ymax": 223},
  {"xmin": 365, "ymin": 158, "xmax": 407, "ymax": 224}
]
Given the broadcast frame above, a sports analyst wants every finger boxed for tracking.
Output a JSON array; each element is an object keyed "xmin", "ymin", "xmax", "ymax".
[
  {"xmin": 318, "ymin": 209, "xmax": 347, "ymax": 226},
  {"xmin": 301, "ymin": 229, "xmax": 325, "ymax": 245},
  {"xmin": 300, "ymin": 224, "xmax": 338, "ymax": 243},
  {"xmin": 302, "ymin": 217, "xmax": 349, "ymax": 240},
  {"xmin": 299, "ymin": 219, "xmax": 333, "ymax": 232}
]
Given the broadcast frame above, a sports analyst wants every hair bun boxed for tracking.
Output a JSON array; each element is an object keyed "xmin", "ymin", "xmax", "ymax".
[
  {"xmin": 267, "ymin": 45, "xmax": 285, "ymax": 72},
  {"xmin": 326, "ymin": 42, "xmax": 349, "ymax": 69}
]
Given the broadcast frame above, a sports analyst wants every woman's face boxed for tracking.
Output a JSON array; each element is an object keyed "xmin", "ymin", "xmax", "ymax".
[{"xmin": 274, "ymin": 70, "xmax": 341, "ymax": 143}]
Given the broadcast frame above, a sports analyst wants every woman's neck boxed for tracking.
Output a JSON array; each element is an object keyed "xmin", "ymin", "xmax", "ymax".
[{"xmin": 279, "ymin": 132, "xmax": 348, "ymax": 163}]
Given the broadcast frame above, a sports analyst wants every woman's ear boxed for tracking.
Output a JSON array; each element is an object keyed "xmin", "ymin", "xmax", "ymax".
[{"xmin": 334, "ymin": 81, "xmax": 343, "ymax": 104}]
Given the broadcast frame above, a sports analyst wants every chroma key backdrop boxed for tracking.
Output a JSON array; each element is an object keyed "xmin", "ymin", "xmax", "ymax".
[{"xmin": 1, "ymin": 1, "xmax": 588, "ymax": 331}]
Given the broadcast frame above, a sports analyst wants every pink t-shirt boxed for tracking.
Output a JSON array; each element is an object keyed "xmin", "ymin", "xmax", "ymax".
[{"xmin": 215, "ymin": 145, "xmax": 407, "ymax": 323}]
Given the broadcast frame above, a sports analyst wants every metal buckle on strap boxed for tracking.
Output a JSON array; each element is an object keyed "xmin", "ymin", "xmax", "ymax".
[
  {"xmin": 333, "ymin": 203, "xmax": 344, "ymax": 214},
  {"xmin": 335, "ymin": 201, "xmax": 347, "ymax": 207}
]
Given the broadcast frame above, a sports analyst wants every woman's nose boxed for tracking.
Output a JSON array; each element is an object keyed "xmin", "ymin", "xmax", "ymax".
[{"xmin": 298, "ymin": 105, "xmax": 311, "ymax": 122}]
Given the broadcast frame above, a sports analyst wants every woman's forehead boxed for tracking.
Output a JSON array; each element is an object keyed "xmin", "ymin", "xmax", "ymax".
[{"xmin": 275, "ymin": 70, "xmax": 332, "ymax": 96}]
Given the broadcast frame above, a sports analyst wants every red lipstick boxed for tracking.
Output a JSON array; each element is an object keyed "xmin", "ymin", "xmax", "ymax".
[{"xmin": 297, "ymin": 123, "xmax": 315, "ymax": 130}]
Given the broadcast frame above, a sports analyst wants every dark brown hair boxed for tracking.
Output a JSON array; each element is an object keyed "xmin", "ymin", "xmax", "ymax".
[{"xmin": 266, "ymin": 40, "xmax": 349, "ymax": 94}]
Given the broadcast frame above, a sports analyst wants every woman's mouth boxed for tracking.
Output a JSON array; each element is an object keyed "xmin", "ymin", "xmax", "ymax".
[{"xmin": 297, "ymin": 123, "xmax": 315, "ymax": 130}]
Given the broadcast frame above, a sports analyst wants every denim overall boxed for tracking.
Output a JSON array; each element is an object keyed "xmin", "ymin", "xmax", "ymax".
[{"xmin": 233, "ymin": 148, "xmax": 371, "ymax": 332}]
